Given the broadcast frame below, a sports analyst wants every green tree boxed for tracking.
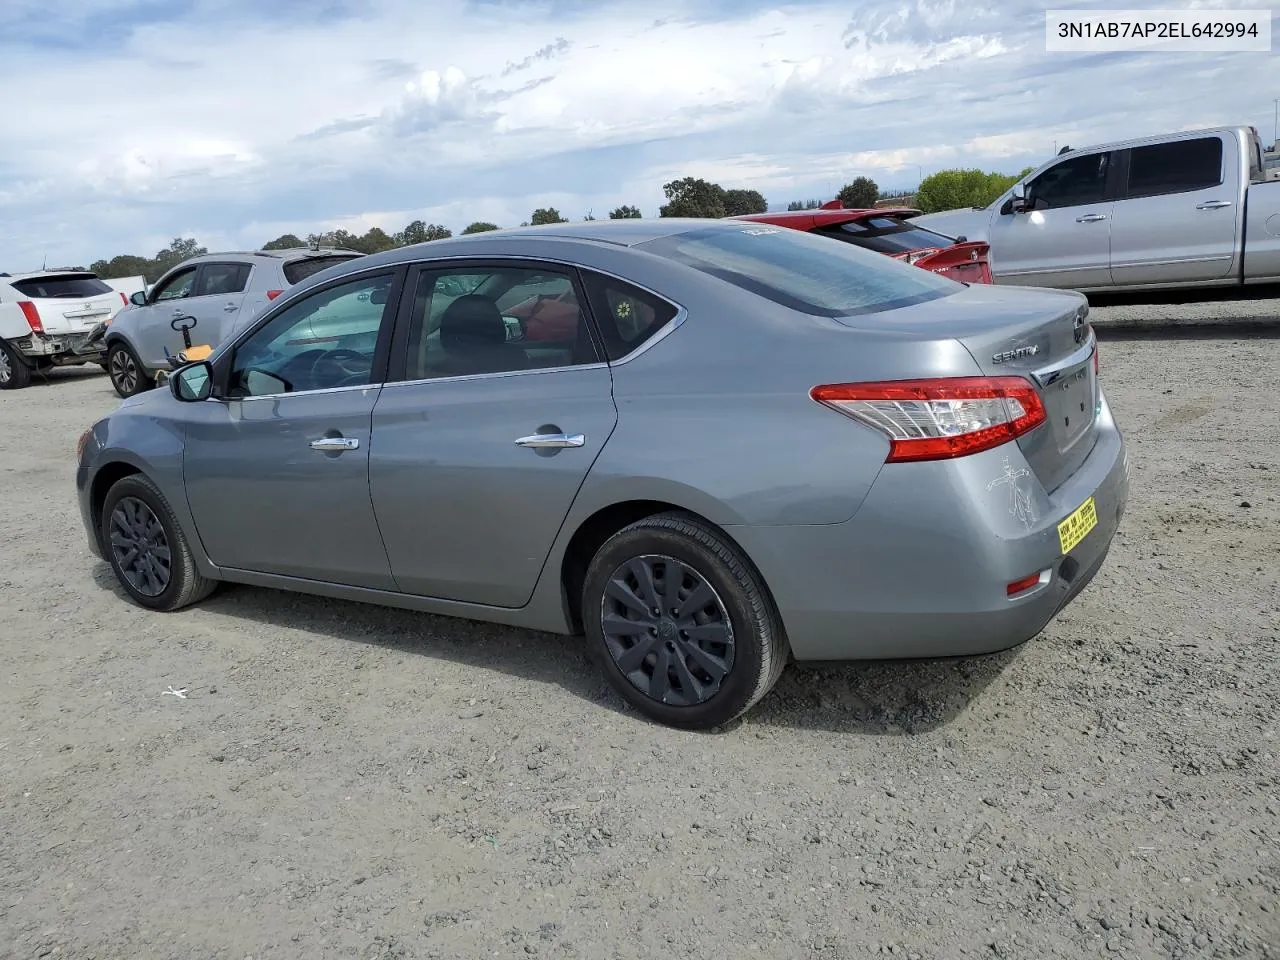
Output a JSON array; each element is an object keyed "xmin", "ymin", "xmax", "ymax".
[
  {"xmin": 722, "ymin": 188, "xmax": 767, "ymax": 216},
  {"xmin": 461, "ymin": 221, "xmax": 500, "ymax": 234},
  {"xmin": 786, "ymin": 199, "xmax": 822, "ymax": 211},
  {"xmin": 152, "ymin": 237, "xmax": 207, "ymax": 279},
  {"xmin": 608, "ymin": 205, "xmax": 642, "ymax": 219},
  {"xmin": 530, "ymin": 207, "xmax": 567, "ymax": 225},
  {"xmin": 837, "ymin": 176, "xmax": 879, "ymax": 209},
  {"xmin": 395, "ymin": 220, "xmax": 452, "ymax": 245},
  {"xmin": 915, "ymin": 168, "xmax": 1035, "ymax": 214},
  {"xmin": 308, "ymin": 229, "xmax": 360, "ymax": 250},
  {"xmin": 659, "ymin": 177, "xmax": 726, "ymax": 218},
  {"xmin": 89, "ymin": 254, "xmax": 152, "ymax": 280},
  {"xmin": 354, "ymin": 227, "xmax": 397, "ymax": 254},
  {"xmin": 261, "ymin": 233, "xmax": 303, "ymax": 251}
]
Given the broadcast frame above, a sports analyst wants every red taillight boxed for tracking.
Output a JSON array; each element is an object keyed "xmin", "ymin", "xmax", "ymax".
[
  {"xmin": 810, "ymin": 376, "xmax": 1047, "ymax": 463},
  {"xmin": 1006, "ymin": 572, "xmax": 1043, "ymax": 596},
  {"xmin": 17, "ymin": 301, "xmax": 44, "ymax": 334},
  {"xmin": 119, "ymin": 292, "xmax": 128, "ymax": 306},
  {"xmin": 266, "ymin": 289, "xmax": 284, "ymax": 300}
]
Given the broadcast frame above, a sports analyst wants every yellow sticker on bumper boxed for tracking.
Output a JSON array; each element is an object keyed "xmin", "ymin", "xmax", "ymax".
[{"xmin": 1058, "ymin": 496, "xmax": 1098, "ymax": 555}]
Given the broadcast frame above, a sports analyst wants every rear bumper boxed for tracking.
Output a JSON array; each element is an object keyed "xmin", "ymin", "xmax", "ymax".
[
  {"xmin": 729, "ymin": 391, "xmax": 1130, "ymax": 661},
  {"xmin": 12, "ymin": 331, "xmax": 106, "ymax": 363}
]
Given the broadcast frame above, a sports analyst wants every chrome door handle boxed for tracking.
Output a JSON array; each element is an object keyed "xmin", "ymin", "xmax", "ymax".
[
  {"xmin": 1075, "ymin": 213, "xmax": 1108, "ymax": 223},
  {"xmin": 514, "ymin": 432, "xmax": 585, "ymax": 449},
  {"xmin": 310, "ymin": 437, "xmax": 359, "ymax": 452},
  {"xmin": 1196, "ymin": 200, "xmax": 1232, "ymax": 209},
  {"xmin": 223, "ymin": 303, "xmax": 238, "ymax": 311}
]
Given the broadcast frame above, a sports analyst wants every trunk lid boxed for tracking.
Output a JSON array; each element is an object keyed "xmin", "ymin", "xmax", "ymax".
[
  {"xmin": 833, "ymin": 284, "xmax": 1100, "ymax": 493},
  {"xmin": 10, "ymin": 273, "xmax": 123, "ymax": 334}
]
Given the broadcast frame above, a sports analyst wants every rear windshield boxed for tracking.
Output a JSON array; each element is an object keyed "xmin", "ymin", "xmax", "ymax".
[
  {"xmin": 283, "ymin": 255, "xmax": 362, "ymax": 285},
  {"xmin": 637, "ymin": 223, "xmax": 957, "ymax": 317},
  {"xmin": 10, "ymin": 274, "xmax": 113, "ymax": 299},
  {"xmin": 817, "ymin": 217, "xmax": 957, "ymax": 255}
]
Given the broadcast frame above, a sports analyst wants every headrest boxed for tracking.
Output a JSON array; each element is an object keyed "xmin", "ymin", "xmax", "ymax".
[{"xmin": 439, "ymin": 294, "xmax": 507, "ymax": 353}]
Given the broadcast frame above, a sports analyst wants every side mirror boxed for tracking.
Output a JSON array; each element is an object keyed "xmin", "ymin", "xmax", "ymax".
[
  {"xmin": 170, "ymin": 360, "xmax": 214, "ymax": 402},
  {"xmin": 129, "ymin": 290, "xmax": 147, "ymax": 306},
  {"xmin": 1009, "ymin": 183, "xmax": 1030, "ymax": 214}
]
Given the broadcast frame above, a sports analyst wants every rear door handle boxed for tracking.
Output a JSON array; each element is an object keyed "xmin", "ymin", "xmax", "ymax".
[
  {"xmin": 1075, "ymin": 213, "xmax": 1108, "ymax": 223},
  {"xmin": 514, "ymin": 432, "xmax": 585, "ymax": 449},
  {"xmin": 1196, "ymin": 200, "xmax": 1233, "ymax": 210},
  {"xmin": 223, "ymin": 302, "xmax": 239, "ymax": 312},
  {"xmin": 310, "ymin": 437, "xmax": 360, "ymax": 452}
]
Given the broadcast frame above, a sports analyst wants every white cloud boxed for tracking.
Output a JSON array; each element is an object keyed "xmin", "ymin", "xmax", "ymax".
[{"xmin": 0, "ymin": 0, "xmax": 1274, "ymax": 267}]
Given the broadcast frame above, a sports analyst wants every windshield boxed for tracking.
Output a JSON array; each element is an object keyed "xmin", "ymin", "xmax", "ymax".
[
  {"xmin": 637, "ymin": 223, "xmax": 957, "ymax": 317},
  {"xmin": 817, "ymin": 217, "xmax": 957, "ymax": 254},
  {"xmin": 282, "ymin": 255, "xmax": 363, "ymax": 285}
]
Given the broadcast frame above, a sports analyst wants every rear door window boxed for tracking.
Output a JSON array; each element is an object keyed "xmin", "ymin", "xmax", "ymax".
[
  {"xmin": 1125, "ymin": 136, "xmax": 1224, "ymax": 198},
  {"xmin": 194, "ymin": 262, "xmax": 251, "ymax": 297},
  {"xmin": 10, "ymin": 274, "xmax": 113, "ymax": 299},
  {"xmin": 283, "ymin": 255, "xmax": 363, "ymax": 285},
  {"xmin": 637, "ymin": 223, "xmax": 956, "ymax": 318}
]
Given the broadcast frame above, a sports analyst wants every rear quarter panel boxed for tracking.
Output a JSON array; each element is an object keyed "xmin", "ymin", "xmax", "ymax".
[
  {"xmin": 1244, "ymin": 181, "xmax": 1280, "ymax": 282},
  {"xmin": 567, "ymin": 253, "xmax": 984, "ymax": 527}
]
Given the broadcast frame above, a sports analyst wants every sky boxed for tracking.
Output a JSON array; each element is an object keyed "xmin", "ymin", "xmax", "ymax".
[{"xmin": 0, "ymin": 0, "xmax": 1275, "ymax": 269}]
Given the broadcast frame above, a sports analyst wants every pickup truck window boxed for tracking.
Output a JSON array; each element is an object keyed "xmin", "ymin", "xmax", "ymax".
[
  {"xmin": 1026, "ymin": 152, "xmax": 1111, "ymax": 210},
  {"xmin": 1126, "ymin": 137, "xmax": 1223, "ymax": 199}
]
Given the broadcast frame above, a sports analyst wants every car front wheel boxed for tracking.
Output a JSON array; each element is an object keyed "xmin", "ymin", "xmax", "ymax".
[
  {"xmin": 100, "ymin": 473, "xmax": 217, "ymax": 612},
  {"xmin": 582, "ymin": 512, "xmax": 788, "ymax": 730},
  {"xmin": 106, "ymin": 342, "xmax": 155, "ymax": 398}
]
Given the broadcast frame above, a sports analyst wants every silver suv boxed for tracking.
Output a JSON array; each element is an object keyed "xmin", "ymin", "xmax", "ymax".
[{"xmin": 103, "ymin": 246, "xmax": 364, "ymax": 397}]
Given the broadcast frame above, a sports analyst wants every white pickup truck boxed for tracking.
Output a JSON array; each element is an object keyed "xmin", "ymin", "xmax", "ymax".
[{"xmin": 910, "ymin": 125, "xmax": 1280, "ymax": 294}]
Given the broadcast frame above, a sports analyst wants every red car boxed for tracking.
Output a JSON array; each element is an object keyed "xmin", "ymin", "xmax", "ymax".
[{"xmin": 732, "ymin": 201, "xmax": 993, "ymax": 284}]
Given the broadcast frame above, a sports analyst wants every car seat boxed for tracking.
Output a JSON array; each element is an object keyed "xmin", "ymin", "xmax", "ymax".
[{"xmin": 437, "ymin": 294, "xmax": 526, "ymax": 376}]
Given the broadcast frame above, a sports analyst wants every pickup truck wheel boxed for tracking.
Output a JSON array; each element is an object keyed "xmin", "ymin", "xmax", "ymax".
[
  {"xmin": 0, "ymin": 340, "xmax": 31, "ymax": 390},
  {"xmin": 106, "ymin": 342, "xmax": 154, "ymax": 398},
  {"xmin": 581, "ymin": 512, "xmax": 788, "ymax": 730},
  {"xmin": 100, "ymin": 473, "xmax": 217, "ymax": 612}
]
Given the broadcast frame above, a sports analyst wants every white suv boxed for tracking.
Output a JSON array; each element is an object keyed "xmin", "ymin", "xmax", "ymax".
[
  {"xmin": 102, "ymin": 246, "xmax": 364, "ymax": 397},
  {"xmin": 0, "ymin": 270, "xmax": 128, "ymax": 390}
]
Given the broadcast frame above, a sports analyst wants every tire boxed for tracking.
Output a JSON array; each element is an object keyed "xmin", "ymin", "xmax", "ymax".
[
  {"xmin": 582, "ymin": 512, "xmax": 788, "ymax": 730},
  {"xmin": 106, "ymin": 341, "xmax": 154, "ymax": 398},
  {"xmin": 0, "ymin": 339, "xmax": 31, "ymax": 390},
  {"xmin": 100, "ymin": 473, "xmax": 217, "ymax": 612}
]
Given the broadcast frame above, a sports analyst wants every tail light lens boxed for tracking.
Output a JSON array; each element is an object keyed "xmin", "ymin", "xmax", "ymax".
[
  {"xmin": 810, "ymin": 376, "xmax": 1046, "ymax": 462},
  {"xmin": 17, "ymin": 301, "xmax": 44, "ymax": 334},
  {"xmin": 266, "ymin": 289, "xmax": 284, "ymax": 300},
  {"xmin": 119, "ymin": 292, "xmax": 128, "ymax": 306}
]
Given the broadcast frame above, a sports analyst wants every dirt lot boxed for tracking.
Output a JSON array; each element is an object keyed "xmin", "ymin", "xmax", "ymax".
[{"xmin": 2, "ymin": 321, "xmax": 1278, "ymax": 960}]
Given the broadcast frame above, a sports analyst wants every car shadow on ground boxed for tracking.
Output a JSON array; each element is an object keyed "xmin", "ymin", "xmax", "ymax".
[{"xmin": 88, "ymin": 564, "xmax": 1016, "ymax": 737}]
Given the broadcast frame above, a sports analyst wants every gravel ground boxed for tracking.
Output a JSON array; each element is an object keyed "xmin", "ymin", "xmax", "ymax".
[{"xmin": 1, "ymin": 320, "xmax": 1278, "ymax": 960}]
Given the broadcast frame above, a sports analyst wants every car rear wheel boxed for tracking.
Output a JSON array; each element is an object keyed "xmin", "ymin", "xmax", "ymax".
[
  {"xmin": 582, "ymin": 512, "xmax": 788, "ymax": 730},
  {"xmin": 0, "ymin": 340, "xmax": 31, "ymax": 390},
  {"xmin": 100, "ymin": 473, "xmax": 217, "ymax": 612},
  {"xmin": 106, "ymin": 342, "xmax": 154, "ymax": 398}
]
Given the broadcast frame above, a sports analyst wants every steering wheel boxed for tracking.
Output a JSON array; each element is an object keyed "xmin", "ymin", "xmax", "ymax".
[{"xmin": 310, "ymin": 348, "xmax": 370, "ymax": 387}]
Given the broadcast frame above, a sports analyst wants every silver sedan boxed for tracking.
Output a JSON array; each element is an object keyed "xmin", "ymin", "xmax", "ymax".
[{"xmin": 76, "ymin": 218, "xmax": 1130, "ymax": 729}]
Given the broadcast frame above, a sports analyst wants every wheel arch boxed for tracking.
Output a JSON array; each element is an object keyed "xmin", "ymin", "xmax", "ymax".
[
  {"xmin": 88, "ymin": 461, "xmax": 144, "ymax": 552},
  {"xmin": 557, "ymin": 499, "xmax": 780, "ymax": 638}
]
